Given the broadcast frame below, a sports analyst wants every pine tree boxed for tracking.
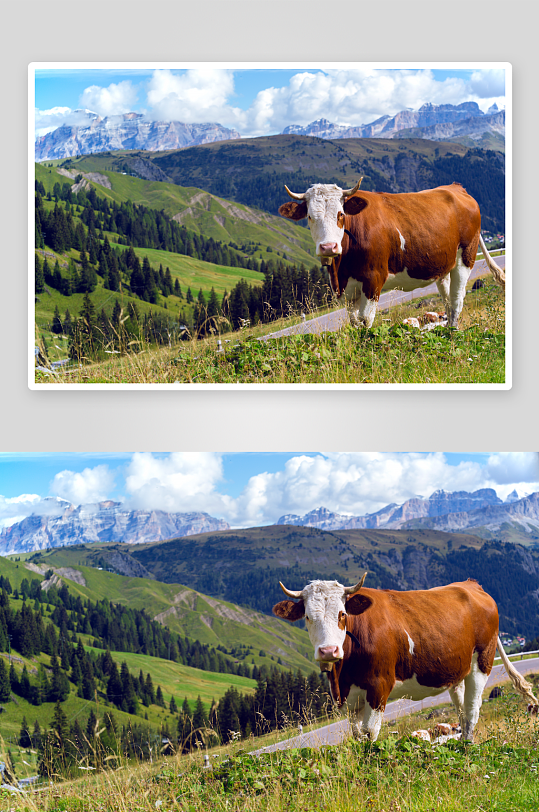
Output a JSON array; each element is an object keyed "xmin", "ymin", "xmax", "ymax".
[
  {"xmin": 32, "ymin": 719, "xmax": 42, "ymax": 750},
  {"xmin": 0, "ymin": 656, "xmax": 10, "ymax": 701},
  {"xmin": 19, "ymin": 715, "xmax": 32, "ymax": 748},
  {"xmin": 35, "ymin": 253, "xmax": 45, "ymax": 294},
  {"xmin": 63, "ymin": 309, "xmax": 73, "ymax": 337},
  {"xmin": 192, "ymin": 695, "xmax": 208, "ymax": 731}
]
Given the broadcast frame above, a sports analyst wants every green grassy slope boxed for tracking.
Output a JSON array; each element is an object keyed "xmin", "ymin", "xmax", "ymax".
[
  {"xmin": 35, "ymin": 161, "xmax": 316, "ymax": 267},
  {"xmin": 16, "ymin": 550, "xmax": 313, "ymax": 673}
]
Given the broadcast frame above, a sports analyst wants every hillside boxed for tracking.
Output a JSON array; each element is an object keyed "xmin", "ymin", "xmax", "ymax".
[
  {"xmin": 11, "ymin": 548, "xmax": 313, "ymax": 673},
  {"xmin": 114, "ymin": 525, "xmax": 539, "ymax": 639},
  {"xmin": 0, "ymin": 552, "xmax": 328, "ymax": 781},
  {"xmin": 34, "ymin": 160, "xmax": 325, "ymax": 367},
  {"xmin": 77, "ymin": 134, "xmax": 507, "ymax": 234},
  {"xmin": 35, "ymin": 160, "xmax": 316, "ymax": 267}
]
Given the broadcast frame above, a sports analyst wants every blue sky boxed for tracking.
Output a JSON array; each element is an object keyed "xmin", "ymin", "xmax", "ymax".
[
  {"xmin": 33, "ymin": 65, "xmax": 506, "ymax": 140},
  {"xmin": 0, "ymin": 452, "xmax": 536, "ymax": 530}
]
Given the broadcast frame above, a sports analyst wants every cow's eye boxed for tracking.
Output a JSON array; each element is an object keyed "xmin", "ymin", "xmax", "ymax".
[{"xmin": 305, "ymin": 615, "xmax": 310, "ymax": 622}]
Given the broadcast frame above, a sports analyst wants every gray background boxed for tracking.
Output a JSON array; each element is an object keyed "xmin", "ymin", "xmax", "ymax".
[{"xmin": 3, "ymin": 0, "xmax": 537, "ymax": 453}]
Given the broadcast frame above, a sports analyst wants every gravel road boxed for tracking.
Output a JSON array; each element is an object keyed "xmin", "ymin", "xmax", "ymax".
[
  {"xmin": 251, "ymin": 652, "xmax": 536, "ymax": 755},
  {"xmin": 261, "ymin": 254, "xmax": 506, "ymax": 341}
]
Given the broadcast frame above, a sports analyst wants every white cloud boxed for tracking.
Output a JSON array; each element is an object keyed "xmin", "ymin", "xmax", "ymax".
[
  {"xmin": 34, "ymin": 107, "xmax": 98, "ymax": 138},
  {"xmin": 50, "ymin": 465, "xmax": 116, "ymax": 505},
  {"xmin": 484, "ymin": 452, "xmax": 539, "ymax": 495},
  {"xmin": 228, "ymin": 452, "xmax": 539, "ymax": 526},
  {"xmin": 35, "ymin": 68, "xmax": 507, "ymax": 140},
  {"xmin": 79, "ymin": 80, "xmax": 138, "ymax": 118},
  {"xmin": 3, "ymin": 453, "xmax": 536, "ymax": 533},
  {"xmin": 0, "ymin": 494, "xmax": 67, "ymax": 529},
  {"xmin": 470, "ymin": 68, "xmax": 505, "ymax": 99},
  {"xmin": 233, "ymin": 68, "xmax": 505, "ymax": 136},
  {"xmin": 146, "ymin": 68, "xmax": 240, "ymax": 125},
  {"xmin": 124, "ymin": 452, "xmax": 233, "ymax": 515}
]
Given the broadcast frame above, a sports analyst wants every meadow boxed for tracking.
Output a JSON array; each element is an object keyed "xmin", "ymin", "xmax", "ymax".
[
  {"xmin": 34, "ymin": 275, "xmax": 506, "ymax": 385},
  {"xmin": 3, "ymin": 679, "xmax": 537, "ymax": 811}
]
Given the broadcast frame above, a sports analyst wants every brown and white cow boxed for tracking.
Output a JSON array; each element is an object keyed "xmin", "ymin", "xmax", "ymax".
[
  {"xmin": 272, "ymin": 576, "xmax": 536, "ymax": 742},
  {"xmin": 278, "ymin": 180, "xmax": 505, "ymax": 328}
]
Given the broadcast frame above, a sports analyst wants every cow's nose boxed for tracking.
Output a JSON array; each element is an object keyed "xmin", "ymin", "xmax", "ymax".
[
  {"xmin": 319, "ymin": 242, "xmax": 339, "ymax": 256},
  {"xmin": 318, "ymin": 645, "xmax": 339, "ymax": 660}
]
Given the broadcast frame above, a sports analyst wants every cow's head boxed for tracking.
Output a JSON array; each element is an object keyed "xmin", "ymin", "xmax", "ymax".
[
  {"xmin": 278, "ymin": 179, "xmax": 366, "ymax": 265},
  {"xmin": 272, "ymin": 574, "xmax": 369, "ymax": 671}
]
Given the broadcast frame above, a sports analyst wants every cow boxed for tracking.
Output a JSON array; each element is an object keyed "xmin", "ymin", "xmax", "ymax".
[
  {"xmin": 272, "ymin": 576, "xmax": 537, "ymax": 743},
  {"xmin": 278, "ymin": 180, "xmax": 505, "ymax": 328},
  {"xmin": 410, "ymin": 729, "xmax": 431, "ymax": 742}
]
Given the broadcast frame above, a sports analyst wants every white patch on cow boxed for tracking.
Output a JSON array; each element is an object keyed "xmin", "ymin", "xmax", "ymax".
[
  {"xmin": 448, "ymin": 679, "xmax": 465, "ymax": 726},
  {"xmin": 447, "ymin": 248, "xmax": 472, "ymax": 327},
  {"xmin": 300, "ymin": 580, "xmax": 348, "ymax": 663},
  {"xmin": 405, "ymin": 631, "xmax": 415, "ymax": 656},
  {"xmin": 462, "ymin": 653, "xmax": 490, "ymax": 741},
  {"xmin": 397, "ymin": 228, "xmax": 406, "ymax": 251},
  {"xmin": 337, "ymin": 278, "xmax": 377, "ymax": 329},
  {"xmin": 347, "ymin": 290, "xmax": 378, "ymax": 329},
  {"xmin": 388, "ymin": 674, "xmax": 450, "ymax": 702},
  {"xmin": 344, "ymin": 687, "xmax": 383, "ymax": 741},
  {"xmin": 382, "ymin": 268, "xmax": 434, "ymax": 293},
  {"xmin": 303, "ymin": 184, "xmax": 346, "ymax": 259},
  {"xmin": 411, "ymin": 729, "xmax": 431, "ymax": 742},
  {"xmin": 435, "ymin": 274, "xmax": 451, "ymax": 310},
  {"xmin": 362, "ymin": 701, "xmax": 384, "ymax": 741}
]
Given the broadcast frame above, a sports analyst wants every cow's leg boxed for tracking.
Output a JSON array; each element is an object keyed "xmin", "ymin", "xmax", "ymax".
[
  {"xmin": 361, "ymin": 700, "xmax": 385, "ymax": 741},
  {"xmin": 344, "ymin": 685, "xmax": 367, "ymax": 739},
  {"xmin": 339, "ymin": 278, "xmax": 379, "ymax": 329},
  {"xmin": 448, "ymin": 681, "xmax": 466, "ymax": 732},
  {"xmin": 447, "ymin": 250, "xmax": 472, "ymax": 328},
  {"xmin": 461, "ymin": 655, "xmax": 490, "ymax": 742},
  {"xmin": 435, "ymin": 275, "xmax": 451, "ymax": 315},
  {"xmin": 347, "ymin": 291, "xmax": 378, "ymax": 329},
  {"xmin": 345, "ymin": 686, "xmax": 385, "ymax": 741},
  {"xmin": 350, "ymin": 701, "xmax": 366, "ymax": 739}
]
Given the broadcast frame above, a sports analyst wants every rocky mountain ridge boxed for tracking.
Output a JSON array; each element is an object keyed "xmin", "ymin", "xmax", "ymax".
[
  {"xmin": 35, "ymin": 111, "xmax": 241, "ymax": 161},
  {"xmin": 276, "ymin": 489, "xmax": 539, "ymax": 539},
  {"xmin": 282, "ymin": 102, "xmax": 504, "ymax": 144},
  {"xmin": 0, "ymin": 501, "xmax": 230, "ymax": 555},
  {"xmin": 35, "ymin": 101, "xmax": 504, "ymax": 162}
]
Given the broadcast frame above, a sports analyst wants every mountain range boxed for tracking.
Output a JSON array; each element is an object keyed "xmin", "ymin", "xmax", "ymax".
[
  {"xmin": 34, "ymin": 102, "xmax": 504, "ymax": 161},
  {"xmin": 283, "ymin": 102, "xmax": 504, "ymax": 144},
  {"xmin": 276, "ymin": 489, "xmax": 539, "ymax": 540},
  {"xmin": 0, "ymin": 500, "xmax": 230, "ymax": 555},
  {"xmin": 2, "ymin": 488, "xmax": 537, "ymax": 557},
  {"xmin": 35, "ymin": 110, "xmax": 241, "ymax": 161}
]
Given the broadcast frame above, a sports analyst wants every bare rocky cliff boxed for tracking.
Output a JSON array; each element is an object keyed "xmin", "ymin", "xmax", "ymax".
[
  {"xmin": 35, "ymin": 113, "xmax": 241, "ymax": 161},
  {"xmin": 0, "ymin": 501, "xmax": 230, "ymax": 555},
  {"xmin": 282, "ymin": 103, "xmax": 504, "ymax": 145},
  {"xmin": 276, "ymin": 489, "xmax": 539, "ymax": 540}
]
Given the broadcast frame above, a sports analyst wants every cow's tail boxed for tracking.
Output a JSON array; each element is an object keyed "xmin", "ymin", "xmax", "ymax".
[
  {"xmin": 478, "ymin": 233, "xmax": 506, "ymax": 290},
  {"xmin": 496, "ymin": 636, "xmax": 538, "ymax": 705}
]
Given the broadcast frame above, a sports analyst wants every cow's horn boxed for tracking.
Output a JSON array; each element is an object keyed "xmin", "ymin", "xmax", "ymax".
[
  {"xmin": 343, "ymin": 572, "xmax": 367, "ymax": 595},
  {"xmin": 284, "ymin": 185, "xmax": 306, "ymax": 201},
  {"xmin": 342, "ymin": 177, "xmax": 363, "ymax": 197},
  {"xmin": 279, "ymin": 581, "xmax": 303, "ymax": 599}
]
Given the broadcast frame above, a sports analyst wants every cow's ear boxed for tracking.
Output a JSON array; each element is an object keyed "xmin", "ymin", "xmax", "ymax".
[
  {"xmin": 345, "ymin": 593, "xmax": 372, "ymax": 615},
  {"xmin": 343, "ymin": 196, "xmax": 367, "ymax": 216},
  {"xmin": 278, "ymin": 201, "xmax": 308, "ymax": 221},
  {"xmin": 272, "ymin": 599, "xmax": 305, "ymax": 622}
]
